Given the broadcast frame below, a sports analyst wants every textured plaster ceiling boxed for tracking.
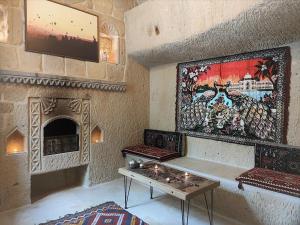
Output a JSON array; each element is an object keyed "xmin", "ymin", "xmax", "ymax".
[{"xmin": 128, "ymin": 0, "xmax": 300, "ymax": 67}]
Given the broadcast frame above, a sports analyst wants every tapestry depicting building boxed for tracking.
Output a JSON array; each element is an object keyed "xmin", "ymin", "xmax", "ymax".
[{"xmin": 176, "ymin": 47, "xmax": 291, "ymax": 145}]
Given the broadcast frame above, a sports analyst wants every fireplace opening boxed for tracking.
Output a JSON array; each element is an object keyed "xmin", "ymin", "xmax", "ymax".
[
  {"xmin": 43, "ymin": 118, "xmax": 79, "ymax": 155},
  {"xmin": 31, "ymin": 165, "xmax": 87, "ymax": 202}
]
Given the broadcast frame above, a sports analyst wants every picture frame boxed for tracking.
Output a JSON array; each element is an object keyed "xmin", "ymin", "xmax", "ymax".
[
  {"xmin": 176, "ymin": 47, "xmax": 291, "ymax": 145},
  {"xmin": 25, "ymin": 0, "xmax": 99, "ymax": 62}
]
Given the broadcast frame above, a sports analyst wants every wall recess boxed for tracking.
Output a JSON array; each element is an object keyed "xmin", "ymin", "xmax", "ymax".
[
  {"xmin": 91, "ymin": 126, "xmax": 103, "ymax": 144},
  {"xmin": 100, "ymin": 23, "xmax": 119, "ymax": 64},
  {"xmin": 6, "ymin": 128, "xmax": 25, "ymax": 154}
]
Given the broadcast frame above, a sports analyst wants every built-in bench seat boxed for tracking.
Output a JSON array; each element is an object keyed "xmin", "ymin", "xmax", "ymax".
[
  {"xmin": 161, "ymin": 156, "xmax": 300, "ymax": 225},
  {"xmin": 163, "ymin": 156, "xmax": 247, "ymax": 182},
  {"xmin": 123, "ymin": 135, "xmax": 300, "ymax": 224},
  {"xmin": 122, "ymin": 129, "xmax": 184, "ymax": 162}
]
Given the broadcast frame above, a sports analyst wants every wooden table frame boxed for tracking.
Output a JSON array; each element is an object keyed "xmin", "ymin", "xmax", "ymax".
[{"xmin": 119, "ymin": 165, "xmax": 220, "ymax": 225}]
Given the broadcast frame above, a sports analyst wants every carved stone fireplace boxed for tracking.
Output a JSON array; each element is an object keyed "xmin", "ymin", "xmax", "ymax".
[
  {"xmin": 29, "ymin": 97, "xmax": 91, "ymax": 174},
  {"xmin": 43, "ymin": 118, "xmax": 79, "ymax": 156}
]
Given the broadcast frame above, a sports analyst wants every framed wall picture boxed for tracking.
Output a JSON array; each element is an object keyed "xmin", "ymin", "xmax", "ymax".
[
  {"xmin": 176, "ymin": 47, "xmax": 291, "ymax": 145},
  {"xmin": 25, "ymin": 0, "xmax": 99, "ymax": 62}
]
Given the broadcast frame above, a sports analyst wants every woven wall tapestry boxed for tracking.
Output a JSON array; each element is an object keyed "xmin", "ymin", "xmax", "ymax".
[{"xmin": 176, "ymin": 47, "xmax": 290, "ymax": 145}]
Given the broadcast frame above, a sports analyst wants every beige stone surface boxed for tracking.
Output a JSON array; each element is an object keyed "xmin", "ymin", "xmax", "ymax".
[
  {"xmin": 42, "ymin": 152, "xmax": 81, "ymax": 172},
  {"xmin": 86, "ymin": 61, "xmax": 107, "ymax": 80},
  {"xmin": 0, "ymin": 4, "xmax": 8, "ymax": 43},
  {"xmin": 150, "ymin": 63, "xmax": 176, "ymax": 131},
  {"xmin": 17, "ymin": 48, "xmax": 42, "ymax": 72},
  {"xmin": 119, "ymin": 38, "xmax": 126, "ymax": 65},
  {"xmin": 286, "ymin": 41, "xmax": 300, "ymax": 146},
  {"xmin": 98, "ymin": 13, "xmax": 125, "ymax": 37},
  {"xmin": 149, "ymin": 42, "xmax": 300, "ymax": 166},
  {"xmin": 106, "ymin": 63, "xmax": 125, "ymax": 81},
  {"xmin": 0, "ymin": 0, "xmax": 21, "ymax": 7},
  {"xmin": 64, "ymin": 0, "xmax": 86, "ymax": 4},
  {"xmin": 42, "ymin": 55, "xmax": 65, "ymax": 75},
  {"xmin": 7, "ymin": 7, "xmax": 23, "ymax": 45},
  {"xmin": 149, "ymin": 42, "xmax": 300, "ymax": 225},
  {"xmin": 0, "ymin": 45, "xmax": 19, "ymax": 69},
  {"xmin": 126, "ymin": 0, "xmax": 261, "ymax": 54},
  {"xmin": 0, "ymin": 102, "xmax": 13, "ymax": 113},
  {"xmin": 65, "ymin": 58, "xmax": 86, "ymax": 77},
  {"xmin": 112, "ymin": 0, "xmax": 132, "ymax": 20},
  {"xmin": 93, "ymin": 0, "xmax": 113, "ymax": 15},
  {"xmin": 165, "ymin": 157, "xmax": 300, "ymax": 225},
  {"xmin": 0, "ymin": 0, "xmax": 129, "ymax": 82},
  {"xmin": 89, "ymin": 58, "xmax": 149, "ymax": 185},
  {"xmin": 0, "ymin": 113, "xmax": 14, "ymax": 134},
  {"xmin": 64, "ymin": 0, "xmax": 93, "ymax": 11},
  {"xmin": 0, "ymin": 153, "xmax": 30, "ymax": 211},
  {"xmin": 149, "ymin": 63, "xmax": 255, "ymax": 168},
  {"xmin": 187, "ymin": 137, "xmax": 254, "ymax": 169},
  {"xmin": 0, "ymin": 57, "xmax": 149, "ymax": 211},
  {"xmin": 0, "ymin": 178, "xmax": 242, "ymax": 225},
  {"xmin": 0, "ymin": 0, "xmax": 147, "ymax": 212},
  {"xmin": 125, "ymin": 0, "xmax": 300, "ymax": 67}
]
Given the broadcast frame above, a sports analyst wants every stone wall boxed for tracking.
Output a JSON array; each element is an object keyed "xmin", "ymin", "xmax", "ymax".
[
  {"xmin": 0, "ymin": 0, "xmax": 135, "ymax": 81},
  {"xmin": 0, "ymin": 0, "xmax": 149, "ymax": 211},
  {"xmin": 150, "ymin": 41, "xmax": 300, "ymax": 167},
  {"xmin": 148, "ymin": 40, "xmax": 300, "ymax": 225},
  {"xmin": 133, "ymin": 1, "xmax": 300, "ymax": 224}
]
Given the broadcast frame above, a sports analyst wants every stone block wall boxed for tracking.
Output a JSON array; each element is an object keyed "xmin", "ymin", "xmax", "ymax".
[
  {"xmin": 131, "ymin": 1, "xmax": 300, "ymax": 224},
  {"xmin": 0, "ymin": 0, "xmax": 135, "ymax": 81},
  {"xmin": 149, "ymin": 41, "xmax": 300, "ymax": 166},
  {"xmin": 0, "ymin": 0, "xmax": 150, "ymax": 212}
]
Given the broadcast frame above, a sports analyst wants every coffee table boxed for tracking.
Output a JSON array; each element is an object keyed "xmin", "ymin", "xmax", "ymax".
[{"xmin": 118, "ymin": 162, "xmax": 220, "ymax": 225}]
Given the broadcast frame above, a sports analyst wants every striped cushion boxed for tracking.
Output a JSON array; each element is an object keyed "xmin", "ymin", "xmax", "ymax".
[
  {"xmin": 236, "ymin": 167, "xmax": 300, "ymax": 197},
  {"xmin": 122, "ymin": 144, "xmax": 180, "ymax": 161}
]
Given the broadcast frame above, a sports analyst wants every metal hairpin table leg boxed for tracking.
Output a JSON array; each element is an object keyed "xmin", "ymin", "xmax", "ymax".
[
  {"xmin": 204, "ymin": 189, "xmax": 214, "ymax": 225},
  {"xmin": 181, "ymin": 200, "xmax": 190, "ymax": 225},
  {"xmin": 150, "ymin": 186, "xmax": 154, "ymax": 199},
  {"xmin": 123, "ymin": 176, "xmax": 132, "ymax": 209}
]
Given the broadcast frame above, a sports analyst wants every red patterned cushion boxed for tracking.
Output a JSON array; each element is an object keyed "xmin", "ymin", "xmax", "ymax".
[
  {"xmin": 122, "ymin": 144, "xmax": 180, "ymax": 162},
  {"xmin": 236, "ymin": 168, "xmax": 300, "ymax": 197}
]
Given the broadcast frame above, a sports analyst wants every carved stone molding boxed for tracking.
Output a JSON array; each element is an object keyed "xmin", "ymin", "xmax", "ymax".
[
  {"xmin": 0, "ymin": 70, "xmax": 126, "ymax": 92},
  {"xmin": 81, "ymin": 100, "xmax": 90, "ymax": 164},
  {"xmin": 29, "ymin": 97, "xmax": 91, "ymax": 174},
  {"xmin": 29, "ymin": 99, "xmax": 42, "ymax": 173}
]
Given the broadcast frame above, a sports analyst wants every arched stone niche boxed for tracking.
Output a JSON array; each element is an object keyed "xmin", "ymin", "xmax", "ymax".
[
  {"xmin": 91, "ymin": 126, "xmax": 103, "ymax": 144},
  {"xmin": 100, "ymin": 23, "xmax": 119, "ymax": 64},
  {"xmin": 6, "ymin": 128, "xmax": 25, "ymax": 155}
]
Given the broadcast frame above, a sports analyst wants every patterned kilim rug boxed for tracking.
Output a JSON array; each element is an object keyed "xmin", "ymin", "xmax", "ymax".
[{"xmin": 39, "ymin": 201, "xmax": 148, "ymax": 225}]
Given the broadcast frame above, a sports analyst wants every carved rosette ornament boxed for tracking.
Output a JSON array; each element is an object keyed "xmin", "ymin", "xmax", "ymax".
[
  {"xmin": 41, "ymin": 98, "xmax": 57, "ymax": 115},
  {"xmin": 69, "ymin": 99, "xmax": 82, "ymax": 114}
]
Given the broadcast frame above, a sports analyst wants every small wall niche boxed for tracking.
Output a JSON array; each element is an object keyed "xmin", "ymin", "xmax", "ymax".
[
  {"xmin": 91, "ymin": 126, "xmax": 103, "ymax": 144},
  {"xmin": 6, "ymin": 128, "xmax": 25, "ymax": 154},
  {"xmin": 100, "ymin": 23, "xmax": 119, "ymax": 64}
]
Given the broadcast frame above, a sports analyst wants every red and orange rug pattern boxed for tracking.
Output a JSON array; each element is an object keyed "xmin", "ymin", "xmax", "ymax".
[{"xmin": 40, "ymin": 201, "xmax": 148, "ymax": 225}]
